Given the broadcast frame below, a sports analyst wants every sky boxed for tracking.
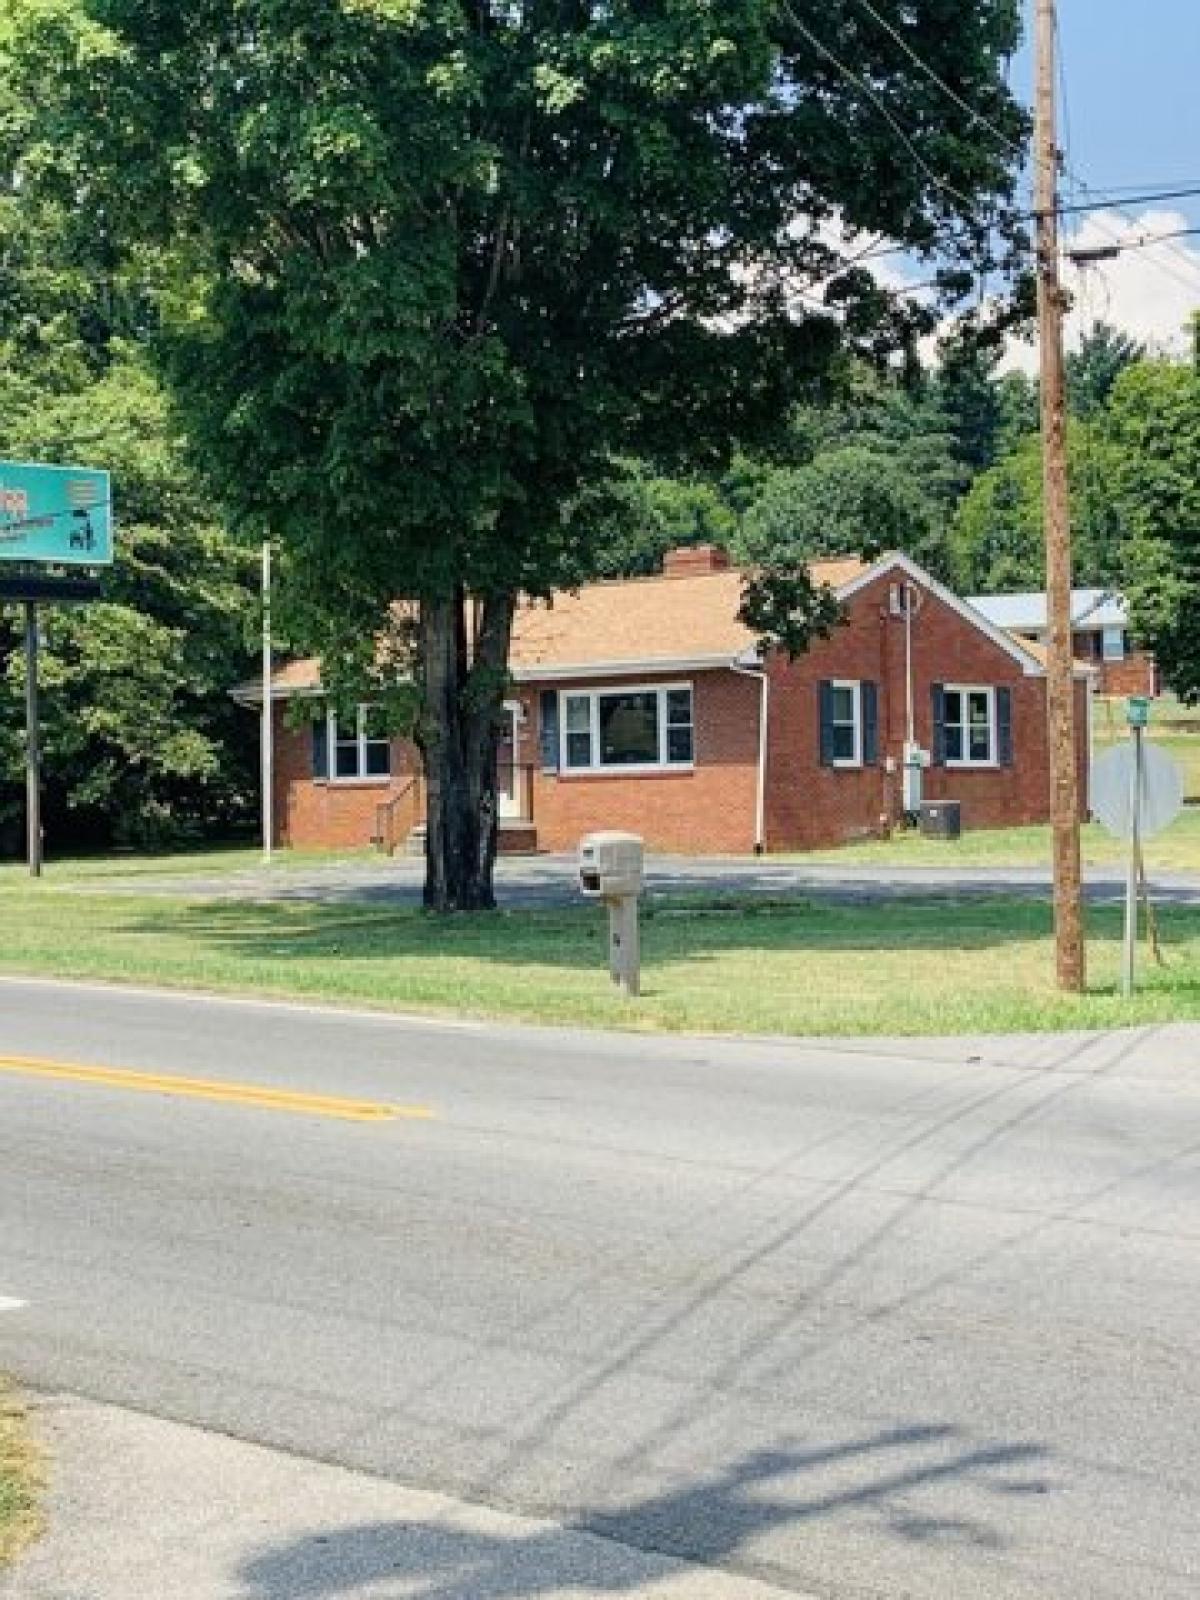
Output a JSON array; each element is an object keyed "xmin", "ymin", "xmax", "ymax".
[
  {"xmin": 1010, "ymin": 0, "xmax": 1200, "ymax": 357},
  {"xmin": 884, "ymin": 1, "xmax": 1200, "ymax": 361}
]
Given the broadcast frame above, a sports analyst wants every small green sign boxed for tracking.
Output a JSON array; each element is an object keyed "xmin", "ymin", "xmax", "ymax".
[
  {"xmin": 0, "ymin": 460, "xmax": 113, "ymax": 567},
  {"xmin": 1126, "ymin": 696, "xmax": 1151, "ymax": 728}
]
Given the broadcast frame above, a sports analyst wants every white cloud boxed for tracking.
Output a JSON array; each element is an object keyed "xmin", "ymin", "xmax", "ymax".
[{"xmin": 1005, "ymin": 208, "xmax": 1200, "ymax": 374}]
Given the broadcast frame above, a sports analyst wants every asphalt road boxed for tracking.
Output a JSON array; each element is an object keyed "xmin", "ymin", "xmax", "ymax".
[{"xmin": 1, "ymin": 979, "xmax": 1198, "ymax": 1598}]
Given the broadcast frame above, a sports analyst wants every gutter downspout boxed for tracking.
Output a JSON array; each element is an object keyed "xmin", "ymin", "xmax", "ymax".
[{"xmin": 730, "ymin": 660, "xmax": 769, "ymax": 855}]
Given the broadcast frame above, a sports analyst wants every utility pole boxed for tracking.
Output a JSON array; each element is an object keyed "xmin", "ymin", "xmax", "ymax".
[
  {"xmin": 261, "ymin": 541, "xmax": 273, "ymax": 863},
  {"xmin": 1035, "ymin": 0, "xmax": 1085, "ymax": 991}
]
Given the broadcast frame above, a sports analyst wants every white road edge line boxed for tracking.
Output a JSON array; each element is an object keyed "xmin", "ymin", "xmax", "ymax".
[{"xmin": 0, "ymin": 974, "xmax": 487, "ymax": 1032}]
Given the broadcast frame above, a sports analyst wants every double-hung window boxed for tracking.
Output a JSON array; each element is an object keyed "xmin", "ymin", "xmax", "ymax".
[
  {"xmin": 329, "ymin": 705, "xmax": 391, "ymax": 781},
  {"xmin": 561, "ymin": 684, "xmax": 694, "ymax": 772},
  {"xmin": 829, "ymin": 681, "xmax": 862, "ymax": 767},
  {"xmin": 943, "ymin": 687, "xmax": 996, "ymax": 767}
]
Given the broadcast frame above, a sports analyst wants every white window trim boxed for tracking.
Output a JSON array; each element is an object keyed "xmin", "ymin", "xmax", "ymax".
[
  {"xmin": 830, "ymin": 679, "xmax": 863, "ymax": 769},
  {"xmin": 559, "ymin": 681, "xmax": 695, "ymax": 775},
  {"xmin": 943, "ymin": 684, "xmax": 998, "ymax": 769},
  {"xmin": 327, "ymin": 704, "xmax": 392, "ymax": 785}
]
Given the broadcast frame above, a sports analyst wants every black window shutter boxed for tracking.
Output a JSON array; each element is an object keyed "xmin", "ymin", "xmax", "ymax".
[
  {"xmin": 862, "ymin": 681, "xmax": 879, "ymax": 766},
  {"xmin": 930, "ymin": 684, "xmax": 946, "ymax": 766},
  {"xmin": 539, "ymin": 690, "xmax": 560, "ymax": 771},
  {"xmin": 818, "ymin": 681, "xmax": 835, "ymax": 767},
  {"xmin": 312, "ymin": 715, "xmax": 329, "ymax": 779},
  {"xmin": 997, "ymin": 687, "xmax": 1014, "ymax": 767}
]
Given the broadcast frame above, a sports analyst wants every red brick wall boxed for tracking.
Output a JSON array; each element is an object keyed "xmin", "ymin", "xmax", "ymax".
[
  {"xmin": 1095, "ymin": 651, "xmax": 1157, "ymax": 698},
  {"xmin": 517, "ymin": 578, "xmax": 1090, "ymax": 854},
  {"xmin": 273, "ymin": 707, "xmax": 422, "ymax": 851},
  {"xmin": 270, "ymin": 566, "xmax": 1093, "ymax": 855},
  {"xmin": 516, "ymin": 672, "xmax": 761, "ymax": 854},
  {"xmin": 760, "ymin": 571, "xmax": 1089, "ymax": 847}
]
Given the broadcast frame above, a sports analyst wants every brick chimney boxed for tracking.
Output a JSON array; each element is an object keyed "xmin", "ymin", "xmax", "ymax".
[{"xmin": 661, "ymin": 544, "xmax": 731, "ymax": 578}]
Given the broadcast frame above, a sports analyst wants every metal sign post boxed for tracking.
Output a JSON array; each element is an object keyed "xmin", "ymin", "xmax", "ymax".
[
  {"xmin": 261, "ymin": 541, "xmax": 273, "ymax": 863},
  {"xmin": 24, "ymin": 602, "xmax": 42, "ymax": 877},
  {"xmin": 1126, "ymin": 723, "xmax": 1152, "ymax": 992},
  {"xmin": 1091, "ymin": 697, "xmax": 1181, "ymax": 997}
]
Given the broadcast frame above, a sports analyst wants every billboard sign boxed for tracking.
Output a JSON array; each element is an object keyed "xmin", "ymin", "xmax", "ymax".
[{"xmin": 0, "ymin": 460, "xmax": 113, "ymax": 566}]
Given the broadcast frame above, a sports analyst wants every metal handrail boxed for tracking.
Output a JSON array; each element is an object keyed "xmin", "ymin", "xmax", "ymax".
[{"xmin": 372, "ymin": 761, "xmax": 534, "ymax": 854}]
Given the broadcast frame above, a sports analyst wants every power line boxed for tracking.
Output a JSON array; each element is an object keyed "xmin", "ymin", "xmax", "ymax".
[
  {"xmin": 1055, "ymin": 185, "xmax": 1200, "ymax": 216},
  {"xmin": 850, "ymin": 0, "xmax": 1028, "ymax": 166},
  {"xmin": 780, "ymin": 3, "xmax": 987, "ymax": 223},
  {"xmin": 848, "ymin": 0, "xmax": 1200, "ymax": 298}
]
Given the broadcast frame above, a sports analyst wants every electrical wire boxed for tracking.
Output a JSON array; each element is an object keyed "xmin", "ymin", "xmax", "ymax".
[
  {"xmin": 850, "ymin": 0, "xmax": 1028, "ymax": 166},
  {"xmin": 846, "ymin": 0, "xmax": 1200, "ymax": 295},
  {"xmin": 779, "ymin": 3, "xmax": 988, "ymax": 223}
]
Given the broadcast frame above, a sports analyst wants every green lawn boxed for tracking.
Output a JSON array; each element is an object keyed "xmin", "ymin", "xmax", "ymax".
[
  {"xmin": 0, "ymin": 1385, "xmax": 39, "ymax": 1570},
  {"xmin": 2, "ymin": 877, "xmax": 1199, "ymax": 1036},
  {"xmin": 798, "ymin": 809, "xmax": 1200, "ymax": 872},
  {"xmin": 1094, "ymin": 695, "xmax": 1200, "ymax": 800},
  {"xmin": 0, "ymin": 843, "xmax": 374, "ymax": 885}
]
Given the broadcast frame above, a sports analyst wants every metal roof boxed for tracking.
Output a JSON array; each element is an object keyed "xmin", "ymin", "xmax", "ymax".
[{"xmin": 967, "ymin": 588, "xmax": 1128, "ymax": 632}]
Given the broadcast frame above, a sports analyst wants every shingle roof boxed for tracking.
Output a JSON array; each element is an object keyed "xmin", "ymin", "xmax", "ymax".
[
  {"xmin": 234, "ymin": 558, "xmax": 872, "ymax": 701},
  {"xmin": 968, "ymin": 589, "xmax": 1129, "ymax": 632},
  {"xmin": 508, "ymin": 558, "xmax": 867, "ymax": 677},
  {"xmin": 1007, "ymin": 635, "xmax": 1096, "ymax": 677},
  {"xmin": 231, "ymin": 656, "xmax": 322, "ymax": 703}
]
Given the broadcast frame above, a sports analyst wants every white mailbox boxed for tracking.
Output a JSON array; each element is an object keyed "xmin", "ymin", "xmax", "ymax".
[
  {"xmin": 578, "ymin": 832, "xmax": 645, "ymax": 997},
  {"xmin": 578, "ymin": 831, "xmax": 645, "ymax": 901}
]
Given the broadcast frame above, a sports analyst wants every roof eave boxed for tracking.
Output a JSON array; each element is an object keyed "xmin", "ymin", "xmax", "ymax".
[
  {"xmin": 510, "ymin": 652, "xmax": 748, "ymax": 683},
  {"xmin": 230, "ymin": 683, "xmax": 323, "ymax": 707}
]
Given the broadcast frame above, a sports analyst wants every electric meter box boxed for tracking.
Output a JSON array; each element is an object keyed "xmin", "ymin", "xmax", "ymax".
[{"xmin": 579, "ymin": 832, "xmax": 645, "ymax": 900}]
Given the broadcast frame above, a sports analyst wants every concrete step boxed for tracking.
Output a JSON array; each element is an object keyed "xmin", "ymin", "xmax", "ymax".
[{"xmin": 403, "ymin": 821, "xmax": 539, "ymax": 857}]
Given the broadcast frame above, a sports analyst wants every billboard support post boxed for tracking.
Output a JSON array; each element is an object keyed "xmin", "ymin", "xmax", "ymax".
[
  {"xmin": 24, "ymin": 601, "xmax": 42, "ymax": 878},
  {"xmin": 2, "ymin": 458, "xmax": 114, "ymax": 873}
]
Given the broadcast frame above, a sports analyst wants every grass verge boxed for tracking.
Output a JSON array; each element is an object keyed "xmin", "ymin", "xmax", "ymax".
[
  {"xmin": 0, "ymin": 1384, "xmax": 40, "ymax": 1569},
  {"xmin": 796, "ymin": 811, "xmax": 1200, "ymax": 872},
  {"xmin": 1, "ymin": 879, "xmax": 1199, "ymax": 1035}
]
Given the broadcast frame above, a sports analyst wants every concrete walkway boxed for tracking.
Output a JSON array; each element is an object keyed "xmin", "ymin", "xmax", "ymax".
[{"xmin": 3, "ymin": 1397, "xmax": 806, "ymax": 1600}]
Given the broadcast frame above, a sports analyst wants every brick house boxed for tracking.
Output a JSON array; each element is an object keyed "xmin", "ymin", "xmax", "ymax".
[
  {"xmin": 968, "ymin": 587, "xmax": 1158, "ymax": 699},
  {"xmin": 236, "ymin": 548, "xmax": 1093, "ymax": 856}
]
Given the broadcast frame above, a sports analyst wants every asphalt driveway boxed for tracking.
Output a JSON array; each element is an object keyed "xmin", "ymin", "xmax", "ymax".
[{"xmin": 81, "ymin": 850, "xmax": 1200, "ymax": 908}]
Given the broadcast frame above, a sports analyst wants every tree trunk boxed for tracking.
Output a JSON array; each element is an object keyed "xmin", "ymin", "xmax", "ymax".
[{"xmin": 418, "ymin": 588, "xmax": 515, "ymax": 912}]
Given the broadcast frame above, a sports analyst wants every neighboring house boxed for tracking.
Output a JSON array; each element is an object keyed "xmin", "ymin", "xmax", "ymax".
[
  {"xmin": 968, "ymin": 588, "xmax": 1158, "ymax": 699},
  {"xmin": 235, "ymin": 546, "xmax": 1093, "ymax": 856}
]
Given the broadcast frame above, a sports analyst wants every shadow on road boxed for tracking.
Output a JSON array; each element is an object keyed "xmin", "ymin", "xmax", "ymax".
[{"xmin": 239, "ymin": 1428, "xmax": 1050, "ymax": 1598}]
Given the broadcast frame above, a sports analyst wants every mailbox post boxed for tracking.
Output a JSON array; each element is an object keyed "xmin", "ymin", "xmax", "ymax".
[{"xmin": 579, "ymin": 831, "xmax": 645, "ymax": 997}]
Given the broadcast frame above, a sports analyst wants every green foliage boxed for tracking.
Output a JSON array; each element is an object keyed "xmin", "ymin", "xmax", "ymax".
[
  {"xmin": 0, "ymin": 354, "xmax": 260, "ymax": 847},
  {"xmin": 949, "ymin": 421, "xmax": 1132, "ymax": 595},
  {"xmin": 0, "ymin": 31, "xmax": 259, "ymax": 850},
  {"xmin": 9, "ymin": 0, "xmax": 1028, "ymax": 623},
  {"xmin": 1066, "ymin": 321, "xmax": 1145, "ymax": 420},
  {"xmin": 736, "ymin": 446, "xmax": 936, "ymax": 568},
  {"xmin": 737, "ymin": 562, "xmax": 845, "ymax": 662},
  {"xmin": 1109, "ymin": 359, "xmax": 1200, "ymax": 699}
]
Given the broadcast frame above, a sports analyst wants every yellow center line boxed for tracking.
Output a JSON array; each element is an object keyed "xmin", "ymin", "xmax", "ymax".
[{"xmin": 0, "ymin": 1054, "xmax": 433, "ymax": 1124}]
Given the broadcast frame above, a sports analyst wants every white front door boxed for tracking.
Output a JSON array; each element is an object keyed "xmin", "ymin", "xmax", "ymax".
[{"xmin": 498, "ymin": 703, "xmax": 520, "ymax": 819}]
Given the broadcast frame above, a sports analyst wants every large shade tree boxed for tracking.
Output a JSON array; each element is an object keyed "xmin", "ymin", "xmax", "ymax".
[{"xmin": 12, "ymin": 0, "xmax": 1028, "ymax": 906}]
